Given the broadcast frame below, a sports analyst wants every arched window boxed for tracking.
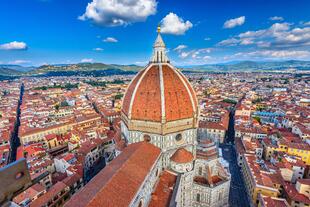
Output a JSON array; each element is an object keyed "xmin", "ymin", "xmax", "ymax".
[
  {"xmin": 175, "ymin": 133, "xmax": 182, "ymax": 142},
  {"xmin": 198, "ymin": 167, "xmax": 202, "ymax": 175},
  {"xmin": 138, "ymin": 200, "xmax": 143, "ymax": 207},
  {"xmin": 143, "ymin": 134, "xmax": 151, "ymax": 142}
]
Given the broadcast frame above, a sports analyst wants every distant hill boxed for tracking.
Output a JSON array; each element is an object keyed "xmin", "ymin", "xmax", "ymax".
[
  {"xmin": 27, "ymin": 63, "xmax": 143, "ymax": 75},
  {"xmin": 181, "ymin": 60, "xmax": 310, "ymax": 72},
  {"xmin": 0, "ymin": 64, "xmax": 35, "ymax": 72},
  {"xmin": 0, "ymin": 67, "xmax": 22, "ymax": 76},
  {"xmin": 0, "ymin": 60, "xmax": 309, "ymax": 76}
]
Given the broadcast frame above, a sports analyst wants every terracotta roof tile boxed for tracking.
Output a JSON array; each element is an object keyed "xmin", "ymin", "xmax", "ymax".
[
  {"xmin": 170, "ymin": 148, "xmax": 194, "ymax": 163},
  {"xmin": 65, "ymin": 142, "xmax": 161, "ymax": 207},
  {"xmin": 149, "ymin": 171, "xmax": 177, "ymax": 207}
]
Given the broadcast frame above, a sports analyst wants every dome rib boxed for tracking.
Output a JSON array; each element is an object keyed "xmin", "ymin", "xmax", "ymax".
[{"xmin": 122, "ymin": 63, "xmax": 197, "ymax": 123}]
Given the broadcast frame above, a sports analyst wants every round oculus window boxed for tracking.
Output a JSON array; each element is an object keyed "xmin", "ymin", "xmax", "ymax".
[{"xmin": 175, "ymin": 134, "xmax": 182, "ymax": 142}]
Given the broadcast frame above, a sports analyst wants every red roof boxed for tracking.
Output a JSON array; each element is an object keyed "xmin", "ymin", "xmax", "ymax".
[
  {"xmin": 149, "ymin": 171, "xmax": 177, "ymax": 207},
  {"xmin": 170, "ymin": 148, "xmax": 194, "ymax": 163},
  {"xmin": 30, "ymin": 182, "xmax": 68, "ymax": 207},
  {"xmin": 65, "ymin": 142, "xmax": 161, "ymax": 207},
  {"xmin": 283, "ymin": 182, "xmax": 310, "ymax": 204},
  {"xmin": 297, "ymin": 179, "xmax": 310, "ymax": 186}
]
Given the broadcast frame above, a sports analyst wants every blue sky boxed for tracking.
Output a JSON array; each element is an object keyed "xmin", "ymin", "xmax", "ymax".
[{"xmin": 1, "ymin": 0, "xmax": 310, "ymax": 66}]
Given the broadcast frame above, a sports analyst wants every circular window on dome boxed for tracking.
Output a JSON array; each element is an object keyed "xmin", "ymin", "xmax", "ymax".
[
  {"xmin": 143, "ymin": 134, "xmax": 151, "ymax": 142},
  {"xmin": 175, "ymin": 133, "xmax": 182, "ymax": 142}
]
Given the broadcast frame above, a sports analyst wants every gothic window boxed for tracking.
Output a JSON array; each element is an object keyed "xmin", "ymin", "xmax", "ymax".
[
  {"xmin": 198, "ymin": 166, "xmax": 202, "ymax": 175},
  {"xmin": 196, "ymin": 193, "xmax": 201, "ymax": 202}
]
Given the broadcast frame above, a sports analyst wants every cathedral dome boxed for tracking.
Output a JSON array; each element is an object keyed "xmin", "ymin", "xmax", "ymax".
[
  {"xmin": 121, "ymin": 27, "xmax": 198, "ymax": 135},
  {"xmin": 122, "ymin": 64, "xmax": 197, "ymax": 123}
]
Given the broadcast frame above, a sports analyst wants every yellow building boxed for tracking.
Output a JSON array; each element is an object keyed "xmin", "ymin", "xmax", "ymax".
[
  {"xmin": 241, "ymin": 154, "xmax": 280, "ymax": 206},
  {"xmin": 262, "ymin": 138, "xmax": 310, "ymax": 165},
  {"xmin": 287, "ymin": 143, "xmax": 310, "ymax": 165}
]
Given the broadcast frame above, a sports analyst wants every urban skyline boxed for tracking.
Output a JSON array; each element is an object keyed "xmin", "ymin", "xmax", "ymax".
[{"xmin": 0, "ymin": 1, "xmax": 310, "ymax": 207}]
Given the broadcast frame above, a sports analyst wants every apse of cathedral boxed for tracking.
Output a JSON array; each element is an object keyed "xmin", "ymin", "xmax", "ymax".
[{"xmin": 66, "ymin": 27, "xmax": 231, "ymax": 207}]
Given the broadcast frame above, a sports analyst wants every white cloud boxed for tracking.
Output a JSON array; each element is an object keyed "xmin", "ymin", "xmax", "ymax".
[
  {"xmin": 103, "ymin": 37, "xmax": 118, "ymax": 43},
  {"xmin": 81, "ymin": 58, "xmax": 94, "ymax": 63},
  {"xmin": 161, "ymin": 13, "xmax": 193, "ymax": 35},
  {"xmin": 93, "ymin": 47, "xmax": 104, "ymax": 51},
  {"xmin": 178, "ymin": 48, "xmax": 212, "ymax": 59},
  {"xmin": 217, "ymin": 38, "xmax": 239, "ymax": 46},
  {"xmin": 135, "ymin": 61, "xmax": 148, "ymax": 65},
  {"xmin": 304, "ymin": 21, "xmax": 310, "ymax": 26},
  {"xmin": 9, "ymin": 60, "xmax": 31, "ymax": 65},
  {"xmin": 0, "ymin": 41, "xmax": 28, "ymax": 50},
  {"xmin": 240, "ymin": 38, "xmax": 254, "ymax": 45},
  {"xmin": 78, "ymin": 0, "xmax": 157, "ymax": 27},
  {"xmin": 269, "ymin": 16, "xmax": 284, "ymax": 21},
  {"xmin": 173, "ymin": 44, "xmax": 187, "ymax": 51},
  {"xmin": 273, "ymin": 27, "xmax": 310, "ymax": 47},
  {"xmin": 204, "ymin": 37, "xmax": 211, "ymax": 41},
  {"xmin": 180, "ymin": 51, "xmax": 190, "ymax": 58},
  {"xmin": 223, "ymin": 16, "xmax": 245, "ymax": 29},
  {"xmin": 228, "ymin": 50, "xmax": 310, "ymax": 60},
  {"xmin": 203, "ymin": 55, "xmax": 211, "ymax": 60},
  {"xmin": 217, "ymin": 22, "xmax": 310, "ymax": 48}
]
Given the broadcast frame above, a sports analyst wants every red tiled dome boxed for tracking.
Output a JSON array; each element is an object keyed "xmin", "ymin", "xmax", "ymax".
[
  {"xmin": 170, "ymin": 148, "xmax": 194, "ymax": 163},
  {"xmin": 122, "ymin": 64, "xmax": 198, "ymax": 123}
]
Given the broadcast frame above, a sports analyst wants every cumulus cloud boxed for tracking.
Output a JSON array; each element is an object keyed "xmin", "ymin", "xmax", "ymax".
[
  {"xmin": 78, "ymin": 0, "xmax": 157, "ymax": 27},
  {"xmin": 0, "ymin": 41, "xmax": 28, "ymax": 50},
  {"xmin": 93, "ymin": 47, "xmax": 104, "ymax": 51},
  {"xmin": 161, "ymin": 13, "xmax": 193, "ymax": 35},
  {"xmin": 178, "ymin": 48, "xmax": 212, "ymax": 59},
  {"xmin": 81, "ymin": 58, "xmax": 94, "ymax": 63},
  {"xmin": 204, "ymin": 37, "xmax": 211, "ymax": 41},
  {"xmin": 217, "ymin": 22, "xmax": 310, "ymax": 49},
  {"xmin": 103, "ymin": 37, "xmax": 118, "ymax": 43},
  {"xmin": 269, "ymin": 16, "xmax": 284, "ymax": 21},
  {"xmin": 173, "ymin": 44, "xmax": 187, "ymax": 51},
  {"xmin": 223, "ymin": 16, "xmax": 245, "ymax": 29}
]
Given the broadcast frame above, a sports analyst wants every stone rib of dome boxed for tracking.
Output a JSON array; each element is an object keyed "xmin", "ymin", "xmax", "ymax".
[
  {"xmin": 122, "ymin": 63, "xmax": 197, "ymax": 123},
  {"xmin": 131, "ymin": 65, "xmax": 162, "ymax": 122}
]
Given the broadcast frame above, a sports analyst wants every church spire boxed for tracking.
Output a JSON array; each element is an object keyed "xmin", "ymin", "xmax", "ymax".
[{"xmin": 150, "ymin": 25, "xmax": 169, "ymax": 63}]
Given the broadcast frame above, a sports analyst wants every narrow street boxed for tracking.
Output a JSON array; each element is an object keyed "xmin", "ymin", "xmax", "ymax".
[
  {"xmin": 8, "ymin": 83, "xmax": 24, "ymax": 163},
  {"xmin": 220, "ymin": 110, "xmax": 250, "ymax": 207}
]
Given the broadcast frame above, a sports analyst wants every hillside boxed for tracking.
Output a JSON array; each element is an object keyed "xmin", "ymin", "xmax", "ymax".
[
  {"xmin": 27, "ymin": 63, "xmax": 143, "ymax": 75},
  {"xmin": 0, "ymin": 67, "xmax": 22, "ymax": 76},
  {"xmin": 182, "ymin": 60, "xmax": 310, "ymax": 72},
  {"xmin": 0, "ymin": 60, "xmax": 309, "ymax": 77}
]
